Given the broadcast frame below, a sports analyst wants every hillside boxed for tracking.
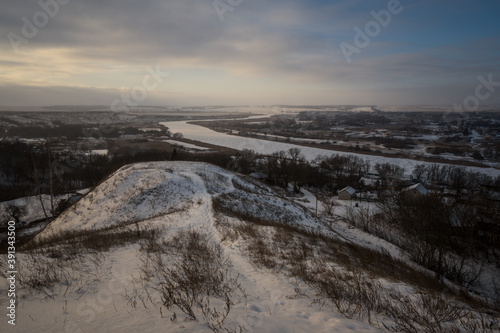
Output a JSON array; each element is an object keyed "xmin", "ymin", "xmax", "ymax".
[
  {"xmin": 2, "ymin": 162, "xmax": 499, "ymax": 333},
  {"xmin": 37, "ymin": 162, "xmax": 319, "ymax": 237}
]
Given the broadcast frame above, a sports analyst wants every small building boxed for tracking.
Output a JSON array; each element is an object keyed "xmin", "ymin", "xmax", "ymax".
[
  {"xmin": 360, "ymin": 176, "xmax": 379, "ymax": 187},
  {"xmin": 338, "ymin": 186, "xmax": 356, "ymax": 200},
  {"xmin": 402, "ymin": 183, "xmax": 429, "ymax": 196}
]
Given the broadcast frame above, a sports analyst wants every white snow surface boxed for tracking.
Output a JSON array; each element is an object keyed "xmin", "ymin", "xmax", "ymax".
[
  {"xmin": 38, "ymin": 161, "xmax": 320, "ymax": 239},
  {"xmin": 4, "ymin": 161, "xmax": 381, "ymax": 333}
]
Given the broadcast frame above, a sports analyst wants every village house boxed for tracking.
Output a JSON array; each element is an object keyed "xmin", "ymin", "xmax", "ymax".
[
  {"xmin": 338, "ymin": 186, "xmax": 356, "ymax": 200},
  {"xmin": 402, "ymin": 183, "xmax": 429, "ymax": 196}
]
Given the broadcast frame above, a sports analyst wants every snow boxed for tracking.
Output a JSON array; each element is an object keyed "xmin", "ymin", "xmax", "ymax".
[
  {"xmin": 38, "ymin": 162, "xmax": 321, "ymax": 239},
  {"xmin": 3, "ymin": 161, "xmax": 381, "ymax": 333},
  {"xmin": 248, "ymin": 132, "xmax": 327, "ymax": 144},
  {"xmin": 402, "ymin": 183, "xmax": 429, "ymax": 195},
  {"xmin": 4, "ymin": 161, "xmax": 498, "ymax": 333},
  {"xmin": 350, "ymin": 107, "xmax": 374, "ymax": 112},
  {"xmin": 360, "ymin": 177, "xmax": 378, "ymax": 186},
  {"xmin": 139, "ymin": 127, "xmax": 162, "ymax": 132},
  {"xmin": 3, "ymin": 245, "xmax": 378, "ymax": 333},
  {"xmin": 288, "ymin": 188, "xmax": 322, "ymax": 213},
  {"xmin": 0, "ymin": 194, "xmax": 58, "ymax": 224},
  {"xmin": 90, "ymin": 149, "xmax": 108, "ymax": 155}
]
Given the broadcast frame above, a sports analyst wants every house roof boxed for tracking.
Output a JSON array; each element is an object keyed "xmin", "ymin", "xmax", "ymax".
[
  {"xmin": 339, "ymin": 186, "xmax": 356, "ymax": 195},
  {"xmin": 402, "ymin": 183, "xmax": 429, "ymax": 195},
  {"xmin": 360, "ymin": 177, "xmax": 377, "ymax": 186}
]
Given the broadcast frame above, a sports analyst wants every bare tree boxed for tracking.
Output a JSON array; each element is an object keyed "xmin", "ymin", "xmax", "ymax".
[
  {"xmin": 375, "ymin": 162, "xmax": 404, "ymax": 187},
  {"xmin": 412, "ymin": 164, "xmax": 427, "ymax": 182},
  {"xmin": 29, "ymin": 148, "xmax": 50, "ymax": 221},
  {"xmin": 288, "ymin": 148, "xmax": 306, "ymax": 193},
  {"xmin": 319, "ymin": 196, "xmax": 339, "ymax": 216}
]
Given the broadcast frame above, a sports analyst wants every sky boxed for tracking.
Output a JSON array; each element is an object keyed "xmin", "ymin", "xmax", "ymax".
[{"xmin": 0, "ymin": 0, "xmax": 499, "ymax": 108}]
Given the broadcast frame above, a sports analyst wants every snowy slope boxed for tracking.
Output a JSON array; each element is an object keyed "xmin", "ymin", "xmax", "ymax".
[
  {"xmin": 1, "ymin": 161, "xmax": 382, "ymax": 333},
  {"xmin": 38, "ymin": 161, "xmax": 319, "ymax": 239}
]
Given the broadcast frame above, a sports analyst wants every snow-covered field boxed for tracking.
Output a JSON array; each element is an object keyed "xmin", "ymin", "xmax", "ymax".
[{"xmin": 160, "ymin": 120, "xmax": 500, "ymax": 177}]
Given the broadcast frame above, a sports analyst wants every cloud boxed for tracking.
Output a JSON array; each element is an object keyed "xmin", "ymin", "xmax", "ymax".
[{"xmin": 1, "ymin": 0, "xmax": 499, "ymax": 106}]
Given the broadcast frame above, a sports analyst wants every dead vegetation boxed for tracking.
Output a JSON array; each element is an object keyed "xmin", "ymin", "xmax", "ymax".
[
  {"xmin": 16, "ymin": 249, "xmax": 109, "ymax": 298},
  {"xmin": 9, "ymin": 223, "xmax": 159, "ymax": 298},
  {"xmin": 212, "ymin": 211, "xmax": 500, "ymax": 333},
  {"xmin": 126, "ymin": 229, "xmax": 247, "ymax": 333},
  {"xmin": 21, "ymin": 224, "xmax": 156, "ymax": 253}
]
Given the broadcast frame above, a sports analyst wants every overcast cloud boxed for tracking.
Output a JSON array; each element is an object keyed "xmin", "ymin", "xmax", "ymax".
[{"xmin": 1, "ymin": 0, "xmax": 499, "ymax": 107}]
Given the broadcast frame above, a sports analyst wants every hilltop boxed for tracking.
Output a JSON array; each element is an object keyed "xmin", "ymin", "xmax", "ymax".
[{"xmin": 37, "ymin": 161, "xmax": 319, "ymax": 238}]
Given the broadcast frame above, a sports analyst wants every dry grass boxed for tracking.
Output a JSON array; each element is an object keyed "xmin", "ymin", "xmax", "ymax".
[
  {"xmin": 11, "ymin": 223, "xmax": 160, "ymax": 298},
  {"xmin": 219, "ymin": 212, "xmax": 500, "ymax": 333},
  {"xmin": 128, "ymin": 229, "xmax": 247, "ymax": 333}
]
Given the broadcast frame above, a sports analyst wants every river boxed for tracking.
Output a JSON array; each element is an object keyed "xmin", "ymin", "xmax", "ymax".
[{"xmin": 160, "ymin": 118, "xmax": 500, "ymax": 177}]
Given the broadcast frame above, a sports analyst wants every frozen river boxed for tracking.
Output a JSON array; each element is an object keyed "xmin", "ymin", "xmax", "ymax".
[{"xmin": 160, "ymin": 119, "xmax": 500, "ymax": 177}]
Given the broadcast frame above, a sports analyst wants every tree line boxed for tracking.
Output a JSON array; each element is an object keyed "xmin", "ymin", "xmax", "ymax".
[{"xmin": 2, "ymin": 141, "xmax": 500, "ymax": 222}]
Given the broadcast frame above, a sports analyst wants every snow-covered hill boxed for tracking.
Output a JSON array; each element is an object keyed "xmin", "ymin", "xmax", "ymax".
[
  {"xmin": 7, "ymin": 162, "xmax": 380, "ymax": 333},
  {"xmin": 38, "ymin": 161, "xmax": 319, "ymax": 239},
  {"xmin": 4, "ymin": 162, "xmax": 498, "ymax": 333}
]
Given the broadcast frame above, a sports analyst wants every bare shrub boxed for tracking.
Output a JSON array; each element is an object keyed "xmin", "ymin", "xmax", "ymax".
[
  {"xmin": 235, "ymin": 222, "xmax": 259, "ymax": 240},
  {"xmin": 6, "ymin": 204, "xmax": 27, "ymax": 223},
  {"xmin": 307, "ymin": 261, "xmax": 386, "ymax": 324},
  {"xmin": 22, "ymin": 225, "xmax": 159, "ymax": 253},
  {"xmin": 213, "ymin": 212, "xmax": 240, "ymax": 243},
  {"xmin": 15, "ymin": 224, "xmax": 159, "ymax": 298},
  {"xmin": 345, "ymin": 206, "xmax": 374, "ymax": 232},
  {"xmin": 17, "ymin": 249, "xmax": 108, "ymax": 298},
  {"xmin": 135, "ymin": 229, "xmax": 247, "ymax": 332},
  {"xmin": 319, "ymin": 196, "xmax": 339, "ymax": 216},
  {"xmin": 233, "ymin": 219, "xmax": 500, "ymax": 332},
  {"xmin": 384, "ymin": 292, "xmax": 500, "ymax": 333},
  {"xmin": 247, "ymin": 237, "xmax": 278, "ymax": 269}
]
